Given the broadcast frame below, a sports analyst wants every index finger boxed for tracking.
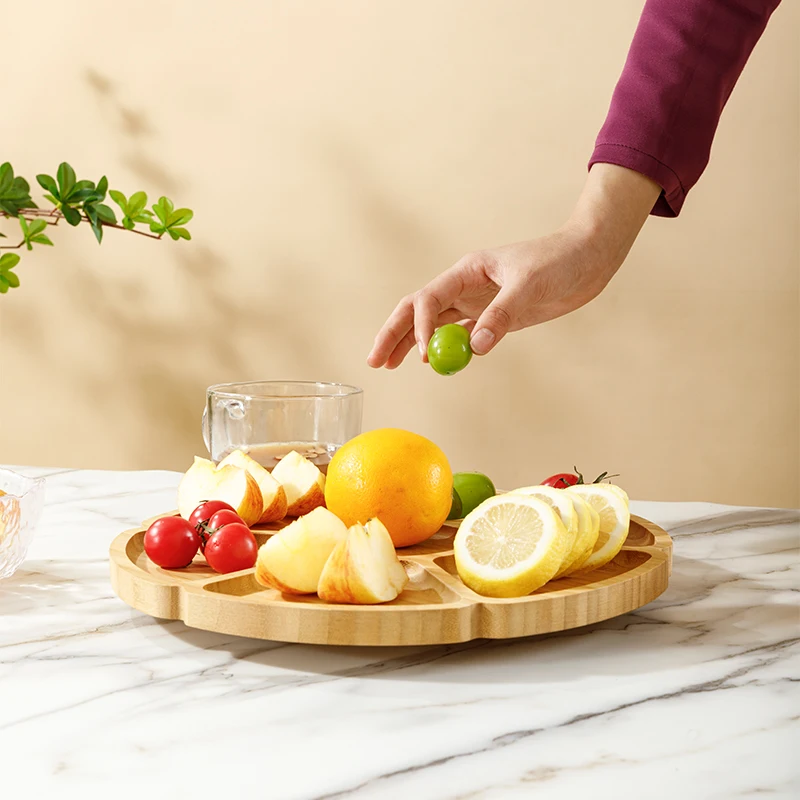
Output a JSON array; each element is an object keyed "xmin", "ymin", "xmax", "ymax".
[
  {"xmin": 412, "ymin": 267, "xmax": 466, "ymax": 359},
  {"xmin": 367, "ymin": 295, "xmax": 414, "ymax": 368}
]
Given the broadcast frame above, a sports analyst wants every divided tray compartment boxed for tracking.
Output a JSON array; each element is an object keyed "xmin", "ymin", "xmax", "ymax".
[{"xmin": 110, "ymin": 514, "xmax": 672, "ymax": 646}]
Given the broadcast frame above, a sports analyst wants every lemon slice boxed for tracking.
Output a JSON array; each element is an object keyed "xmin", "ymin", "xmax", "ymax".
[
  {"xmin": 555, "ymin": 492, "xmax": 600, "ymax": 577},
  {"xmin": 510, "ymin": 485, "xmax": 579, "ymax": 573},
  {"xmin": 562, "ymin": 501, "xmax": 600, "ymax": 575},
  {"xmin": 565, "ymin": 484, "xmax": 630, "ymax": 573},
  {"xmin": 453, "ymin": 495, "xmax": 570, "ymax": 597}
]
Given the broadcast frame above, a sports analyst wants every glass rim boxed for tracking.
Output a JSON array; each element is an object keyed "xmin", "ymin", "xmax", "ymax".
[{"xmin": 206, "ymin": 380, "xmax": 363, "ymax": 401}]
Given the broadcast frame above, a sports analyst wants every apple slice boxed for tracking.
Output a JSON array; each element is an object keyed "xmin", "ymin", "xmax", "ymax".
[
  {"xmin": 177, "ymin": 456, "xmax": 262, "ymax": 526},
  {"xmin": 317, "ymin": 518, "xmax": 408, "ymax": 605},
  {"xmin": 218, "ymin": 449, "xmax": 288, "ymax": 524},
  {"xmin": 254, "ymin": 507, "xmax": 348, "ymax": 594},
  {"xmin": 271, "ymin": 450, "xmax": 326, "ymax": 517}
]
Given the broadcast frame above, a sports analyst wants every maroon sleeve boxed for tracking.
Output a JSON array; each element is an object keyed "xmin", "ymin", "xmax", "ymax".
[{"xmin": 589, "ymin": 0, "xmax": 782, "ymax": 217}]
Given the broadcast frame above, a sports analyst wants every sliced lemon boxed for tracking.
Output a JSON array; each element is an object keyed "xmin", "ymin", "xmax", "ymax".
[
  {"xmin": 562, "ymin": 502, "xmax": 600, "ymax": 574},
  {"xmin": 453, "ymin": 494, "xmax": 570, "ymax": 597},
  {"xmin": 555, "ymin": 491, "xmax": 600, "ymax": 577},
  {"xmin": 510, "ymin": 485, "xmax": 579, "ymax": 573},
  {"xmin": 565, "ymin": 484, "xmax": 630, "ymax": 573}
]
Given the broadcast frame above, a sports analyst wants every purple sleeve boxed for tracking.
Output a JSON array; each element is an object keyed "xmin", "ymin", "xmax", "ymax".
[{"xmin": 589, "ymin": 0, "xmax": 782, "ymax": 217}]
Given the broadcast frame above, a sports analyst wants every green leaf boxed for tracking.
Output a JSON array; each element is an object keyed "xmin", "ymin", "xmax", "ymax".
[
  {"xmin": 149, "ymin": 221, "xmax": 166, "ymax": 235},
  {"xmin": 109, "ymin": 190, "xmax": 128, "ymax": 214},
  {"xmin": 0, "ymin": 163, "xmax": 12, "ymax": 194},
  {"xmin": 0, "ymin": 200, "xmax": 19, "ymax": 216},
  {"xmin": 18, "ymin": 216, "xmax": 29, "ymax": 236},
  {"xmin": 0, "ymin": 252, "xmax": 21, "ymax": 271},
  {"xmin": 169, "ymin": 226, "xmax": 191, "ymax": 240},
  {"xmin": 13, "ymin": 176, "xmax": 30, "ymax": 194},
  {"xmin": 128, "ymin": 191, "xmax": 147, "ymax": 217},
  {"xmin": 36, "ymin": 174, "xmax": 58, "ymax": 196},
  {"xmin": 0, "ymin": 230, "xmax": 5, "ymax": 237},
  {"xmin": 133, "ymin": 211, "xmax": 153, "ymax": 223},
  {"xmin": 91, "ymin": 222, "xmax": 103, "ymax": 244},
  {"xmin": 94, "ymin": 203, "xmax": 116, "ymax": 224},
  {"xmin": 27, "ymin": 219, "xmax": 47, "ymax": 237},
  {"xmin": 43, "ymin": 193, "xmax": 59, "ymax": 206},
  {"xmin": 0, "ymin": 277, "xmax": 9, "ymax": 293},
  {"xmin": 70, "ymin": 188, "xmax": 98, "ymax": 203},
  {"xmin": 30, "ymin": 234, "xmax": 53, "ymax": 246},
  {"xmin": 57, "ymin": 162, "xmax": 76, "ymax": 198},
  {"xmin": 62, "ymin": 205, "xmax": 81, "ymax": 226},
  {"xmin": 95, "ymin": 176, "xmax": 108, "ymax": 200},
  {"xmin": 3, "ymin": 270, "xmax": 19, "ymax": 288},
  {"xmin": 152, "ymin": 196, "xmax": 173, "ymax": 225},
  {"xmin": 167, "ymin": 207, "xmax": 193, "ymax": 227},
  {"xmin": 122, "ymin": 217, "xmax": 135, "ymax": 230}
]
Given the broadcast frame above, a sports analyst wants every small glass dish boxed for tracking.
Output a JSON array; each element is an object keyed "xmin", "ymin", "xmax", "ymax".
[{"xmin": 0, "ymin": 468, "xmax": 46, "ymax": 580}]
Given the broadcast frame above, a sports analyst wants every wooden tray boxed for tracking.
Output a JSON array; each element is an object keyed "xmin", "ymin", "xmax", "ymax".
[{"xmin": 110, "ymin": 513, "xmax": 672, "ymax": 646}]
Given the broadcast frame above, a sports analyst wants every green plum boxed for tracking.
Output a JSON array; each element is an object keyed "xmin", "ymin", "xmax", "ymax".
[
  {"xmin": 453, "ymin": 472, "xmax": 496, "ymax": 517},
  {"xmin": 427, "ymin": 324, "xmax": 472, "ymax": 376}
]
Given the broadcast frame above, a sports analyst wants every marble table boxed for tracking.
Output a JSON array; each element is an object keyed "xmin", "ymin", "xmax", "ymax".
[{"xmin": 1, "ymin": 466, "xmax": 798, "ymax": 799}]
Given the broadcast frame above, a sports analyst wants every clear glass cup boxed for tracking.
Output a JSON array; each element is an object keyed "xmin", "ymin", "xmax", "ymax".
[
  {"xmin": 202, "ymin": 381, "xmax": 363, "ymax": 473},
  {"xmin": 0, "ymin": 468, "xmax": 46, "ymax": 580}
]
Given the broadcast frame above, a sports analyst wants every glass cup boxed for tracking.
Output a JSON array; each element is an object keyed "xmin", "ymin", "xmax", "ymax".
[{"xmin": 202, "ymin": 381, "xmax": 363, "ymax": 473}]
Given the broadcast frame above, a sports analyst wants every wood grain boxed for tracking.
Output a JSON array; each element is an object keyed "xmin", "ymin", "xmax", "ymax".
[{"xmin": 109, "ymin": 514, "xmax": 672, "ymax": 646}]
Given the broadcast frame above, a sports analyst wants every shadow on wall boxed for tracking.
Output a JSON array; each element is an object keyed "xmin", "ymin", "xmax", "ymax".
[{"xmin": 5, "ymin": 68, "xmax": 490, "ymax": 470}]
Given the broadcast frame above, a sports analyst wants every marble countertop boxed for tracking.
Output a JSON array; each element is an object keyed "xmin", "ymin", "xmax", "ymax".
[{"xmin": 1, "ymin": 466, "xmax": 798, "ymax": 798}]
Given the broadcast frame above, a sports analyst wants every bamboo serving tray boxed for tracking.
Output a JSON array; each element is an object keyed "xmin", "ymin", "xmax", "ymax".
[{"xmin": 109, "ymin": 512, "xmax": 672, "ymax": 646}]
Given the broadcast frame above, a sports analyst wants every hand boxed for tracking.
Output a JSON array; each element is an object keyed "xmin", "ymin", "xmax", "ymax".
[{"xmin": 367, "ymin": 164, "xmax": 661, "ymax": 369}]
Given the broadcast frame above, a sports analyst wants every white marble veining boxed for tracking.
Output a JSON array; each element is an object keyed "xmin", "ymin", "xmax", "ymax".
[{"xmin": 1, "ymin": 466, "xmax": 798, "ymax": 799}]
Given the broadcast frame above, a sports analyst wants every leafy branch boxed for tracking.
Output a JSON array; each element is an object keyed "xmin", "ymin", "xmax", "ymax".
[{"xmin": 0, "ymin": 161, "xmax": 193, "ymax": 293}]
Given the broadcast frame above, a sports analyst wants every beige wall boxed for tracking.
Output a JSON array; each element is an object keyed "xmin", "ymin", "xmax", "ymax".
[{"xmin": 1, "ymin": 1, "xmax": 797, "ymax": 508}]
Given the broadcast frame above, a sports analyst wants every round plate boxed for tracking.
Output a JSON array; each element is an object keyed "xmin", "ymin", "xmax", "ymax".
[{"xmin": 109, "ymin": 512, "xmax": 672, "ymax": 646}]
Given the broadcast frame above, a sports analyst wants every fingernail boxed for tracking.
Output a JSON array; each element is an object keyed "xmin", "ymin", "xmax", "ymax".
[{"xmin": 471, "ymin": 328, "xmax": 495, "ymax": 355}]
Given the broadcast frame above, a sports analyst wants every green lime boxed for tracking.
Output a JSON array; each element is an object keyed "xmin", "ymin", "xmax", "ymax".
[
  {"xmin": 453, "ymin": 472, "xmax": 496, "ymax": 517},
  {"xmin": 427, "ymin": 324, "xmax": 473, "ymax": 376},
  {"xmin": 447, "ymin": 487, "xmax": 463, "ymax": 520}
]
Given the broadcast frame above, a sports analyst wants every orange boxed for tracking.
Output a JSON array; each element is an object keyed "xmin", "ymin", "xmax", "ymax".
[{"xmin": 325, "ymin": 428, "xmax": 453, "ymax": 548}]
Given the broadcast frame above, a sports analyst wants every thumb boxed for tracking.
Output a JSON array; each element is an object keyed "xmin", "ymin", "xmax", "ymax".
[{"xmin": 470, "ymin": 288, "xmax": 517, "ymax": 355}]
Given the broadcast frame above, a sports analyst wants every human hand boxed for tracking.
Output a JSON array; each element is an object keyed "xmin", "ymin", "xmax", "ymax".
[{"xmin": 367, "ymin": 164, "xmax": 661, "ymax": 369}]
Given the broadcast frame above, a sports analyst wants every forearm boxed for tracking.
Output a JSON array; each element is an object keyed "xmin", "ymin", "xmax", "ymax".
[{"xmin": 566, "ymin": 163, "xmax": 661, "ymax": 282}]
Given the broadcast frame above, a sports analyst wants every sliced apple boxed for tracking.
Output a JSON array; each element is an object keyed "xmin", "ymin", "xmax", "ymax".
[
  {"xmin": 271, "ymin": 450, "xmax": 326, "ymax": 517},
  {"xmin": 218, "ymin": 449, "xmax": 288, "ymax": 524},
  {"xmin": 317, "ymin": 518, "xmax": 408, "ymax": 605},
  {"xmin": 254, "ymin": 507, "xmax": 348, "ymax": 594},
  {"xmin": 177, "ymin": 456, "xmax": 262, "ymax": 526}
]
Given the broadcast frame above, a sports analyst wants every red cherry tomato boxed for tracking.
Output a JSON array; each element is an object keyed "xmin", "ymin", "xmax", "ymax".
[
  {"xmin": 207, "ymin": 509, "xmax": 245, "ymax": 530},
  {"xmin": 189, "ymin": 500, "xmax": 236, "ymax": 529},
  {"xmin": 541, "ymin": 468, "xmax": 618, "ymax": 489},
  {"xmin": 204, "ymin": 523, "xmax": 258, "ymax": 574},
  {"xmin": 541, "ymin": 472, "xmax": 580, "ymax": 489},
  {"xmin": 144, "ymin": 517, "xmax": 201, "ymax": 568}
]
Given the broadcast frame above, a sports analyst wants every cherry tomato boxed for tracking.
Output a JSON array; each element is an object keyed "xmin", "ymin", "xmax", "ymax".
[
  {"xmin": 208, "ymin": 509, "xmax": 245, "ymax": 530},
  {"xmin": 427, "ymin": 324, "xmax": 473, "ymax": 376},
  {"xmin": 204, "ymin": 523, "xmax": 258, "ymax": 574},
  {"xmin": 541, "ymin": 472, "xmax": 580, "ymax": 489},
  {"xmin": 188, "ymin": 500, "xmax": 236, "ymax": 529},
  {"xmin": 541, "ymin": 468, "xmax": 619, "ymax": 488},
  {"xmin": 144, "ymin": 517, "xmax": 201, "ymax": 568}
]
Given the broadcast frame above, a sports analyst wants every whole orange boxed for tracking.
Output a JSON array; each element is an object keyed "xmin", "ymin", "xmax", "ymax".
[{"xmin": 325, "ymin": 428, "xmax": 453, "ymax": 548}]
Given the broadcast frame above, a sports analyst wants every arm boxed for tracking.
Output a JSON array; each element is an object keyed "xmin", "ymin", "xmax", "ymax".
[
  {"xmin": 368, "ymin": 163, "xmax": 660, "ymax": 366},
  {"xmin": 590, "ymin": 0, "xmax": 782, "ymax": 216}
]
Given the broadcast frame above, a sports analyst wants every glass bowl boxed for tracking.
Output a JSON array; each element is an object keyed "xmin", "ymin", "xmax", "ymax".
[{"xmin": 0, "ymin": 468, "xmax": 46, "ymax": 579}]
